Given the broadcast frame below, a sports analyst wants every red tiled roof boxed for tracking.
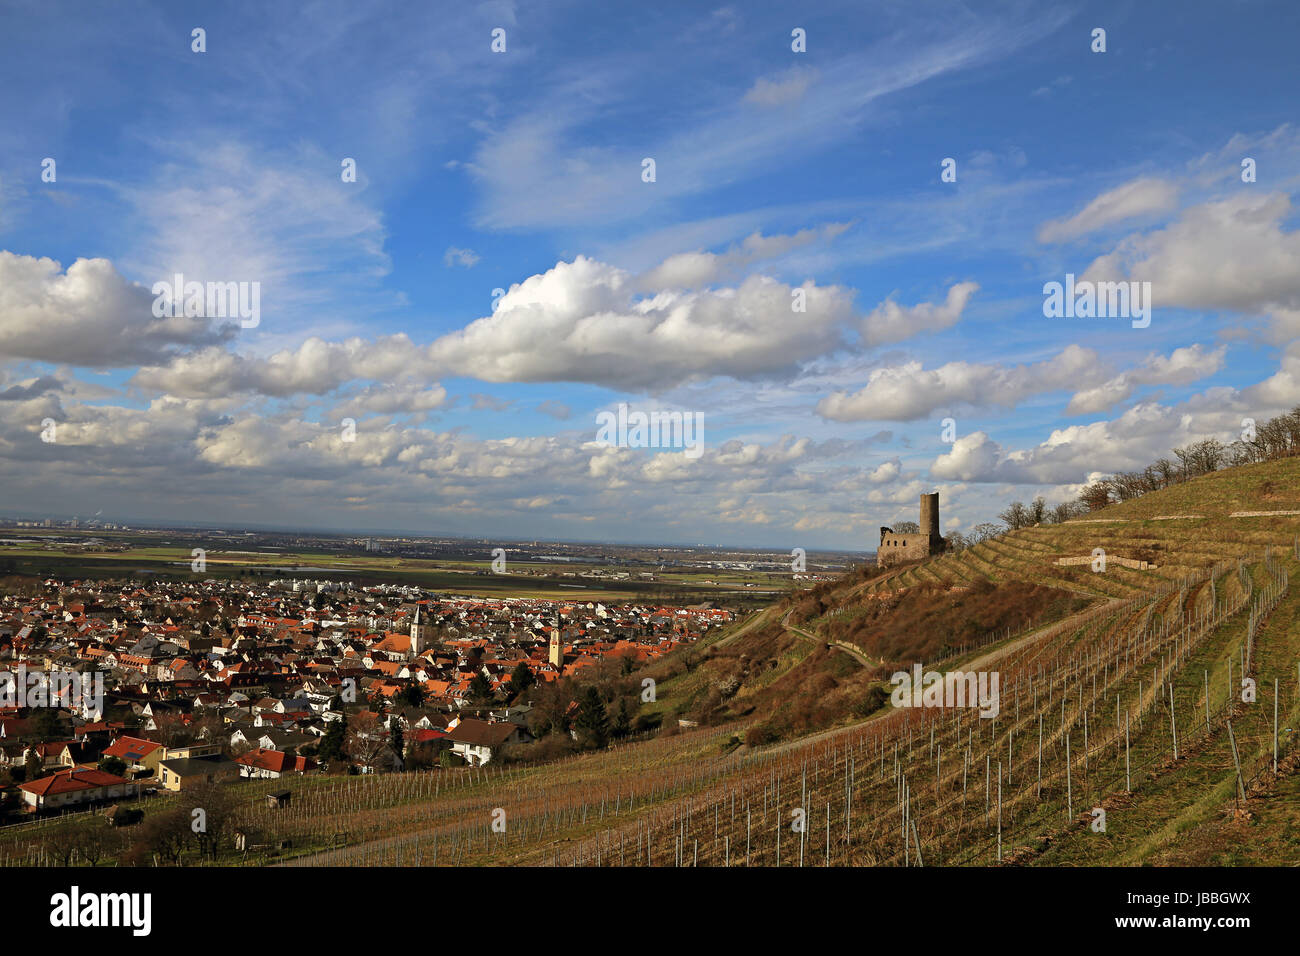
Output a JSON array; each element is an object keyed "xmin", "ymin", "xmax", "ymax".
[
  {"xmin": 234, "ymin": 748, "xmax": 314, "ymax": 773},
  {"xmin": 102, "ymin": 735, "xmax": 163, "ymax": 761},
  {"xmin": 447, "ymin": 718, "xmax": 517, "ymax": 748},
  {"xmin": 20, "ymin": 767, "xmax": 131, "ymax": 796}
]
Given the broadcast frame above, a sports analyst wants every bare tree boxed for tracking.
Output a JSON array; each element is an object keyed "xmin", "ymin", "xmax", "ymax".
[
  {"xmin": 1190, "ymin": 438, "xmax": 1225, "ymax": 475},
  {"xmin": 345, "ymin": 711, "xmax": 389, "ymax": 773},
  {"xmin": 1079, "ymin": 482, "xmax": 1111, "ymax": 511},
  {"xmin": 1110, "ymin": 472, "xmax": 1147, "ymax": 501},
  {"xmin": 127, "ymin": 807, "xmax": 188, "ymax": 866},
  {"xmin": 1226, "ymin": 440, "xmax": 1255, "ymax": 467},
  {"xmin": 1050, "ymin": 501, "xmax": 1083, "ymax": 524},
  {"xmin": 1027, "ymin": 496, "xmax": 1048, "ymax": 526},
  {"xmin": 1153, "ymin": 458, "xmax": 1177, "ymax": 486},
  {"xmin": 69, "ymin": 815, "xmax": 114, "ymax": 866},
  {"xmin": 998, "ymin": 501, "xmax": 1029, "ymax": 530},
  {"xmin": 178, "ymin": 781, "xmax": 238, "ymax": 861}
]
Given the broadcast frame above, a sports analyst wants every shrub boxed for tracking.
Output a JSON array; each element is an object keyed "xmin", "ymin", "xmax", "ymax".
[{"xmin": 853, "ymin": 685, "xmax": 889, "ymax": 718}]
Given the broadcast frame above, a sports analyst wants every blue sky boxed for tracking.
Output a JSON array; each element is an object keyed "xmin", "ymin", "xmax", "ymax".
[{"xmin": 1, "ymin": 0, "xmax": 1299, "ymax": 547}]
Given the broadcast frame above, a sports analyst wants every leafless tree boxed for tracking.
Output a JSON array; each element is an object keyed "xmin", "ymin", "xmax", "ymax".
[
  {"xmin": 178, "ymin": 780, "xmax": 238, "ymax": 861},
  {"xmin": 69, "ymin": 814, "xmax": 114, "ymax": 866},
  {"xmin": 1049, "ymin": 501, "xmax": 1081, "ymax": 524},
  {"xmin": 127, "ymin": 807, "xmax": 188, "ymax": 866},
  {"xmin": 998, "ymin": 501, "xmax": 1029, "ymax": 530},
  {"xmin": 1150, "ymin": 458, "xmax": 1176, "ymax": 486},
  {"xmin": 1027, "ymin": 496, "xmax": 1048, "ymax": 525},
  {"xmin": 345, "ymin": 711, "xmax": 389, "ymax": 772}
]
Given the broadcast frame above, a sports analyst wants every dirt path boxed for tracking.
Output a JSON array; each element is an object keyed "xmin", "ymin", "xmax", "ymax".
[
  {"xmin": 785, "ymin": 619, "xmax": 878, "ymax": 670},
  {"xmin": 710, "ymin": 606, "xmax": 776, "ymax": 649}
]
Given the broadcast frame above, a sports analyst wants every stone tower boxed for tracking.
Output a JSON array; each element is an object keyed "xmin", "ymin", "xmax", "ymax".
[{"xmin": 920, "ymin": 492, "xmax": 940, "ymax": 540}]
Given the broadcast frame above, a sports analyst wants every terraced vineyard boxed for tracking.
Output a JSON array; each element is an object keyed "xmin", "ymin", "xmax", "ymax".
[{"xmin": 459, "ymin": 554, "xmax": 1293, "ymax": 867}]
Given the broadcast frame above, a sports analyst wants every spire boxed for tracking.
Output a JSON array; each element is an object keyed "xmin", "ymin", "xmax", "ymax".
[{"xmin": 409, "ymin": 604, "xmax": 424, "ymax": 661}]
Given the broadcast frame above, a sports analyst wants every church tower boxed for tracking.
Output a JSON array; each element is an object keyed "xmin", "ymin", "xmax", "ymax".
[
  {"xmin": 409, "ymin": 605, "xmax": 425, "ymax": 661},
  {"xmin": 548, "ymin": 629, "xmax": 563, "ymax": 668}
]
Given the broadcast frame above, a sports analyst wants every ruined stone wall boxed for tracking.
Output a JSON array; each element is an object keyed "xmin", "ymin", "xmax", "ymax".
[{"xmin": 876, "ymin": 531, "xmax": 937, "ymax": 567}]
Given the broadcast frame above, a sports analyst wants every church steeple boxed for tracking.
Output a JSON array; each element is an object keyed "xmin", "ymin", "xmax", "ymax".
[
  {"xmin": 409, "ymin": 605, "xmax": 425, "ymax": 660},
  {"xmin": 548, "ymin": 628, "xmax": 563, "ymax": 668}
]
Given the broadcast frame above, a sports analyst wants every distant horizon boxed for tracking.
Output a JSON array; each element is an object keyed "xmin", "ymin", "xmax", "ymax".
[{"xmin": 0, "ymin": 508, "xmax": 873, "ymax": 557}]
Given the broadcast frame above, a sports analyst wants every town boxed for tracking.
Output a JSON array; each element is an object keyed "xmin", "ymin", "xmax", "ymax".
[{"xmin": 0, "ymin": 575, "xmax": 734, "ymax": 818}]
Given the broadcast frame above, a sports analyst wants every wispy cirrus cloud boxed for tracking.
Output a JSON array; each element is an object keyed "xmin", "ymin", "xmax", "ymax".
[
  {"xmin": 464, "ymin": 1, "xmax": 1071, "ymax": 230},
  {"xmin": 1036, "ymin": 177, "xmax": 1180, "ymax": 243}
]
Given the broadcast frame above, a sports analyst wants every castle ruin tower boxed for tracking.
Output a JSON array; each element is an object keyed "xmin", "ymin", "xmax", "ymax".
[
  {"xmin": 920, "ymin": 492, "xmax": 940, "ymax": 544},
  {"xmin": 877, "ymin": 492, "xmax": 945, "ymax": 568}
]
